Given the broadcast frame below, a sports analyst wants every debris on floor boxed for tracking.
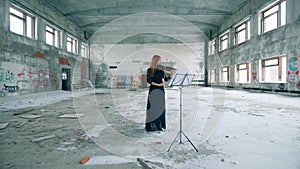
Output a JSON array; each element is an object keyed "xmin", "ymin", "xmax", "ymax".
[
  {"xmin": 20, "ymin": 114, "xmax": 41, "ymax": 119},
  {"xmin": 32, "ymin": 135, "xmax": 55, "ymax": 142},
  {"xmin": 78, "ymin": 134, "xmax": 89, "ymax": 141},
  {"xmin": 0, "ymin": 122, "xmax": 9, "ymax": 130},
  {"xmin": 13, "ymin": 108, "xmax": 35, "ymax": 116},
  {"xmin": 11, "ymin": 121, "xmax": 27, "ymax": 128},
  {"xmin": 137, "ymin": 158, "xmax": 152, "ymax": 169},
  {"xmin": 84, "ymin": 155, "xmax": 134, "ymax": 165},
  {"xmin": 80, "ymin": 156, "xmax": 90, "ymax": 164},
  {"xmin": 58, "ymin": 113, "xmax": 85, "ymax": 119}
]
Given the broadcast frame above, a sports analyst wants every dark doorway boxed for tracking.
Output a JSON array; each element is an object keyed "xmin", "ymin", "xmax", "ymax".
[{"xmin": 62, "ymin": 68, "xmax": 71, "ymax": 91}]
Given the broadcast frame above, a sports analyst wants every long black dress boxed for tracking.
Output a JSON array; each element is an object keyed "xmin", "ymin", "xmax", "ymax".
[{"xmin": 145, "ymin": 68, "xmax": 171, "ymax": 131}]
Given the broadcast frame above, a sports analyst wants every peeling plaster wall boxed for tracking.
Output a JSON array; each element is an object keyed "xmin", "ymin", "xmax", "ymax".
[
  {"xmin": 208, "ymin": 0, "xmax": 300, "ymax": 92},
  {"xmin": 0, "ymin": 0, "xmax": 88, "ymax": 97}
]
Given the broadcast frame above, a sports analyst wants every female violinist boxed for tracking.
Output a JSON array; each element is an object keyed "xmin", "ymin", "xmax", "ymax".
[{"xmin": 145, "ymin": 55, "xmax": 173, "ymax": 131}]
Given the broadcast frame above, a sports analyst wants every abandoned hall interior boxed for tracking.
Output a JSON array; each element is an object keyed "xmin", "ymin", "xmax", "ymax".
[{"xmin": 0, "ymin": 0, "xmax": 300, "ymax": 169}]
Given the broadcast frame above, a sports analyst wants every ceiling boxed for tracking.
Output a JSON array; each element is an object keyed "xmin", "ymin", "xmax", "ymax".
[{"xmin": 45, "ymin": 0, "xmax": 250, "ymax": 42}]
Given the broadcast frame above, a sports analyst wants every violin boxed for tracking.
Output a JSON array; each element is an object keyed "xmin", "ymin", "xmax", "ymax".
[
  {"xmin": 157, "ymin": 65, "xmax": 176, "ymax": 71},
  {"xmin": 157, "ymin": 65, "xmax": 176, "ymax": 78}
]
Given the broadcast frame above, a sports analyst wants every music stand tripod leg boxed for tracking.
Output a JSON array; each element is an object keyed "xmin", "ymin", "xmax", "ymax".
[
  {"xmin": 181, "ymin": 131, "xmax": 199, "ymax": 152},
  {"xmin": 167, "ymin": 132, "xmax": 180, "ymax": 152}
]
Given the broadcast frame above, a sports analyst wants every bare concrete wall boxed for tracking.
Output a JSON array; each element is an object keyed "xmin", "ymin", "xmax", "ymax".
[
  {"xmin": 208, "ymin": 0, "xmax": 300, "ymax": 92},
  {"xmin": 0, "ymin": 0, "xmax": 88, "ymax": 97}
]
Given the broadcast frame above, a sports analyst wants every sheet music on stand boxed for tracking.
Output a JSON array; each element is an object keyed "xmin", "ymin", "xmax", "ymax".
[{"xmin": 168, "ymin": 73, "xmax": 195, "ymax": 87}]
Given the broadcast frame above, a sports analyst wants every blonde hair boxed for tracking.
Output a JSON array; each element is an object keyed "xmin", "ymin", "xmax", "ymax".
[{"xmin": 150, "ymin": 55, "xmax": 161, "ymax": 77}]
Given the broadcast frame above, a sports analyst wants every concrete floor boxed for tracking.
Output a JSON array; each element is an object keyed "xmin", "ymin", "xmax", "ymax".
[{"xmin": 0, "ymin": 87, "xmax": 299, "ymax": 169}]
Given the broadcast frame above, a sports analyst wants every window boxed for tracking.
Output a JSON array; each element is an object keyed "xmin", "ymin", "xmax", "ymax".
[
  {"xmin": 81, "ymin": 44, "xmax": 89, "ymax": 58},
  {"xmin": 260, "ymin": 0, "xmax": 286, "ymax": 34},
  {"xmin": 67, "ymin": 35, "xmax": 78, "ymax": 54},
  {"xmin": 209, "ymin": 69, "xmax": 216, "ymax": 83},
  {"xmin": 46, "ymin": 25, "xmax": 61, "ymax": 48},
  {"xmin": 259, "ymin": 56, "xmax": 287, "ymax": 83},
  {"xmin": 221, "ymin": 66, "xmax": 230, "ymax": 82},
  {"xmin": 9, "ymin": 6, "xmax": 36, "ymax": 39},
  {"xmin": 236, "ymin": 63, "xmax": 250, "ymax": 83},
  {"xmin": 219, "ymin": 31, "xmax": 230, "ymax": 51},
  {"xmin": 209, "ymin": 39, "xmax": 216, "ymax": 55},
  {"xmin": 235, "ymin": 20, "xmax": 250, "ymax": 44}
]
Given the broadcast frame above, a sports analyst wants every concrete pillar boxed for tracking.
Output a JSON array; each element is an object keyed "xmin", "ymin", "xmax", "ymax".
[
  {"xmin": 204, "ymin": 40, "xmax": 209, "ymax": 87},
  {"xmin": 61, "ymin": 31, "xmax": 67, "ymax": 51},
  {"xmin": 2, "ymin": 0, "xmax": 9, "ymax": 33},
  {"xmin": 287, "ymin": 0, "xmax": 300, "ymax": 23},
  {"xmin": 251, "ymin": 13, "xmax": 259, "ymax": 37},
  {"xmin": 37, "ymin": 19, "xmax": 46, "ymax": 43}
]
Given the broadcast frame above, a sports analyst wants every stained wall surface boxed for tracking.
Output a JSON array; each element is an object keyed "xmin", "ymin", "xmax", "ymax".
[
  {"xmin": 207, "ymin": 0, "xmax": 300, "ymax": 92},
  {"xmin": 0, "ymin": 0, "xmax": 89, "ymax": 97}
]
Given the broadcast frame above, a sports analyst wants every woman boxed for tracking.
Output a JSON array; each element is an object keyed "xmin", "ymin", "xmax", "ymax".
[{"xmin": 145, "ymin": 55, "xmax": 172, "ymax": 131}]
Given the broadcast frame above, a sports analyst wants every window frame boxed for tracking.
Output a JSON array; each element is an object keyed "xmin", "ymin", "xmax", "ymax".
[
  {"xmin": 9, "ymin": 5, "xmax": 36, "ymax": 39},
  {"xmin": 46, "ymin": 24, "xmax": 61, "ymax": 48},
  {"xmin": 234, "ymin": 19, "xmax": 250, "ymax": 45},
  {"xmin": 259, "ymin": 56, "xmax": 287, "ymax": 83},
  {"xmin": 259, "ymin": 0, "xmax": 286, "ymax": 34},
  {"xmin": 66, "ymin": 35, "xmax": 78, "ymax": 54},
  {"xmin": 81, "ymin": 43, "xmax": 89, "ymax": 58},
  {"xmin": 221, "ymin": 66, "xmax": 230, "ymax": 82},
  {"xmin": 209, "ymin": 39, "xmax": 216, "ymax": 55},
  {"xmin": 219, "ymin": 30, "xmax": 230, "ymax": 51},
  {"xmin": 236, "ymin": 63, "xmax": 251, "ymax": 83},
  {"xmin": 209, "ymin": 69, "xmax": 216, "ymax": 83}
]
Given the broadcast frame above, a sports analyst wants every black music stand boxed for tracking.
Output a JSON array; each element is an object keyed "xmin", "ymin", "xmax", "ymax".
[{"xmin": 167, "ymin": 73, "xmax": 199, "ymax": 152}]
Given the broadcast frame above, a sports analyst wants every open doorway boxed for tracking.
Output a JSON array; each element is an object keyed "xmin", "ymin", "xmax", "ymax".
[{"xmin": 62, "ymin": 68, "xmax": 71, "ymax": 91}]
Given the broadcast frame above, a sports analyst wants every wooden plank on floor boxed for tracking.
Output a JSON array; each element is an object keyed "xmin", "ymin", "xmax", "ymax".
[
  {"xmin": 32, "ymin": 135, "xmax": 55, "ymax": 142},
  {"xmin": 20, "ymin": 115, "xmax": 41, "ymax": 119},
  {"xmin": 13, "ymin": 108, "xmax": 35, "ymax": 116},
  {"xmin": 0, "ymin": 122, "xmax": 9, "ymax": 129},
  {"xmin": 58, "ymin": 113, "xmax": 85, "ymax": 119},
  {"xmin": 137, "ymin": 158, "xmax": 152, "ymax": 169}
]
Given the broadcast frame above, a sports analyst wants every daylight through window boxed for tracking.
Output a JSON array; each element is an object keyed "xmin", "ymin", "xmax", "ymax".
[
  {"xmin": 260, "ymin": 0, "xmax": 286, "ymax": 34},
  {"xmin": 260, "ymin": 56, "xmax": 287, "ymax": 82},
  {"xmin": 235, "ymin": 20, "xmax": 250, "ymax": 44},
  {"xmin": 236, "ymin": 63, "xmax": 250, "ymax": 83},
  {"xmin": 46, "ymin": 25, "xmax": 61, "ymax": 48},
  {"xmin": 209, "ymin": 69, "xmax": 216, "ymax": 83},
  {"xmin": 221, "ymin": 66, "xmax": 230, "ymax": 82},
  {"xmin": 81, "ymin": 44, "xmax": 89, "ymax": 58},
  {"xmin": 67, "ymin": 36, "xmax": 78, "ymax": 54},
  {"xmin": 220, "ymin": 32, "xmax": 229, "ymax": 51},
  {"xmin": 209, "ymin": 40, "xmax": 216, "ymax": 55},
  {"xmin": 9, "ymin": 6, "xmax": 36, "ymax": 39}
]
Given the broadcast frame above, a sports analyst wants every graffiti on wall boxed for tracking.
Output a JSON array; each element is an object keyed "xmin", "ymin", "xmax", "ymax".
[
  {"xmin": 107, "ymin": 74, "xmax": 136, "ymax": 88},
  {"xmin": 288, "ymin": 57, "xmax": 298, "ymax": 82},
  {"xmin": 0, "ymin": 70, "xmax": 15, "ymax": 83},
  {"xmin": 287, "ymin": 56, "xmax": 300, "ymax": 90},
  {"xmin": 112, "ymin": 75, "xmax": 132, "ymax": 88},
  {"xmin": 0, "ymin": 62, "xmax": 52, "ymax": 95},
  {"xmin": 251, "ymin": 60, "xmax": 257, "ymax": 81},
  {"xmin": 17, "ymin": 67, "xmax": 51, "ymax": 87},
  {"xmin": 278, "ymin": 83, "xmax": 285, "ymax": 90},
  {"xmin": 3, "ymin": 84, "xmax": 19, "ymax": 93}
]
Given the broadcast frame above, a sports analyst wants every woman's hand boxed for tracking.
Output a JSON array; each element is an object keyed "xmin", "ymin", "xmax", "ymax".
[
  {"xmin": 169, "ymin": 73, "xmax": 174, "ymax": 78},
  {"xmin": 151, "ymin": 82, "xmax": 165, "ymax": 87}
]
